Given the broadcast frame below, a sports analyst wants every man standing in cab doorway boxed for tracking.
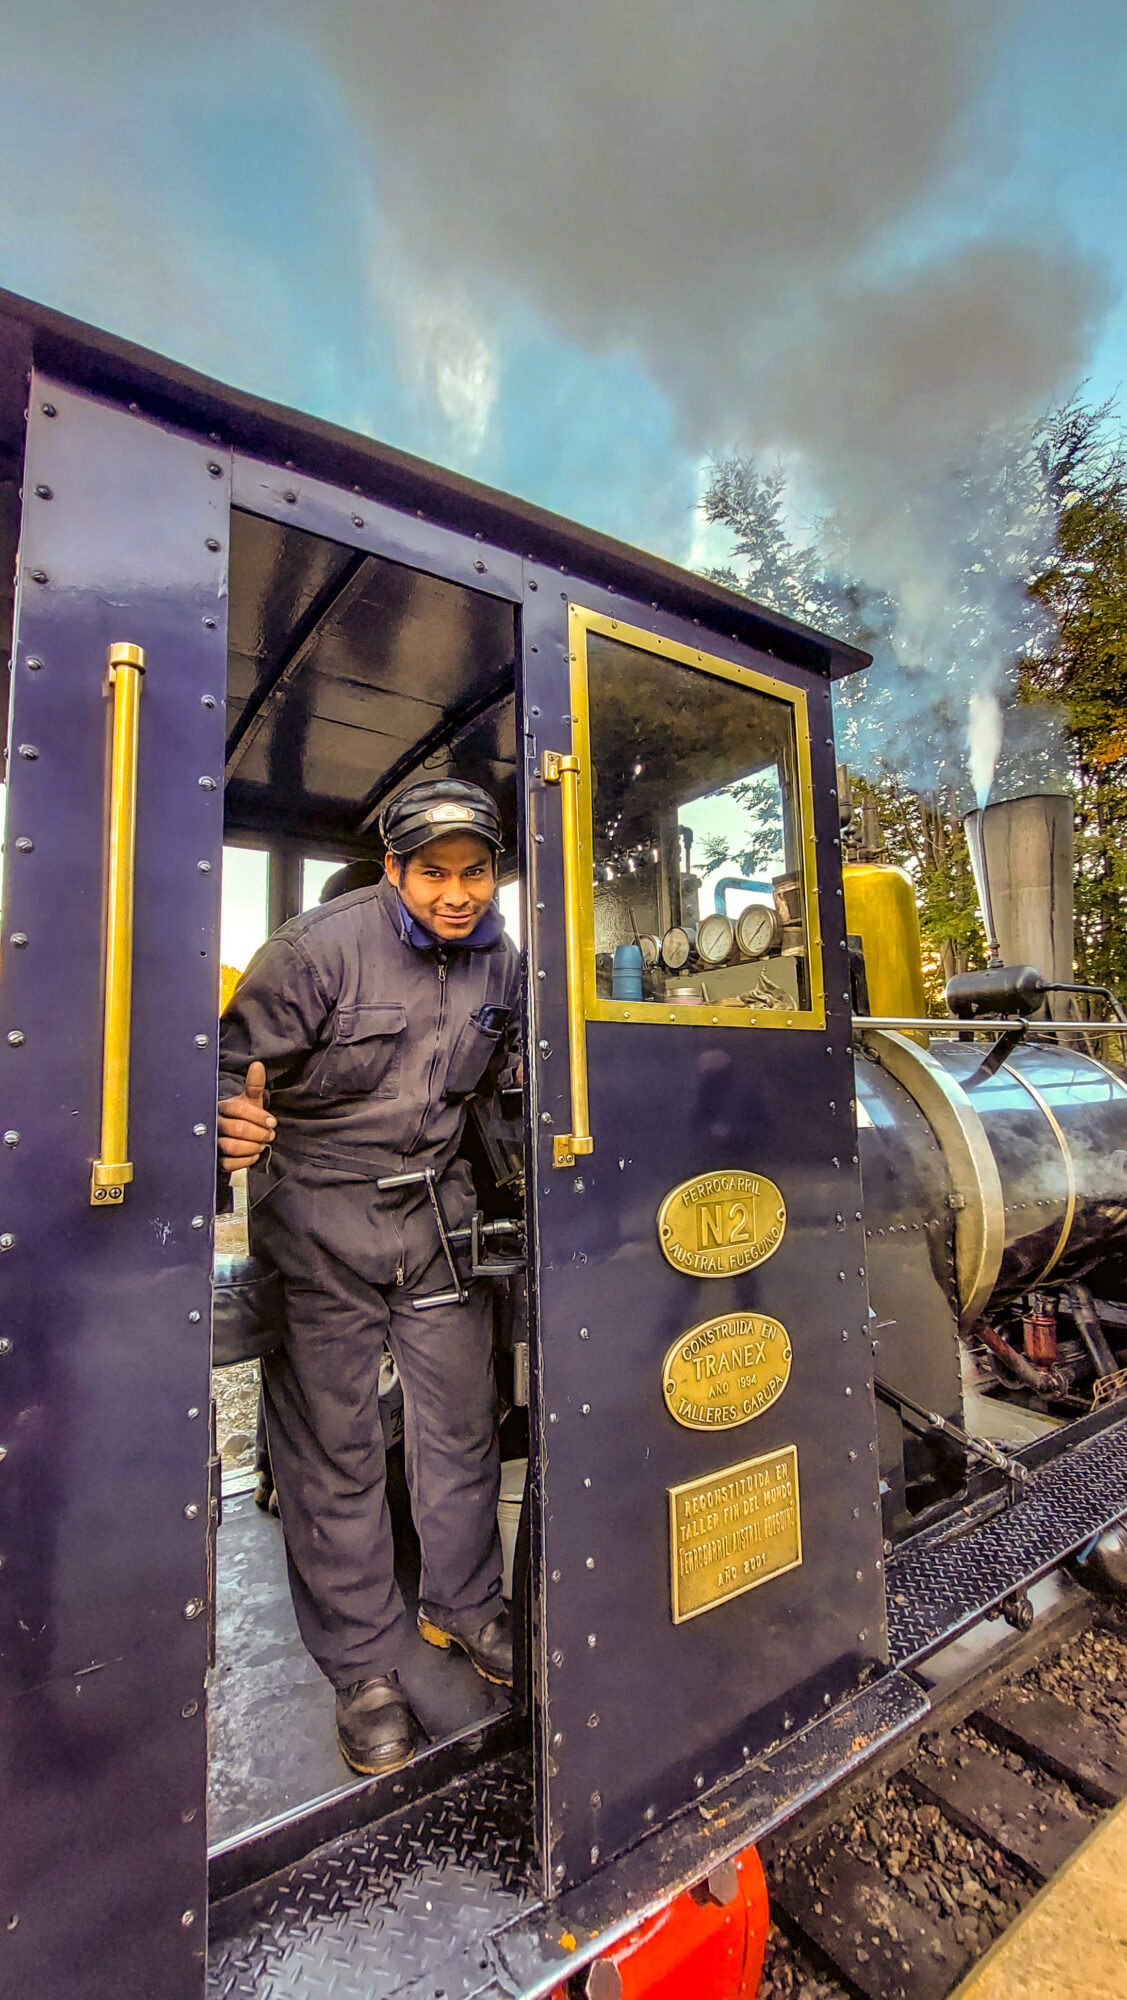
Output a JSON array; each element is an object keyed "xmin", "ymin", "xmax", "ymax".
[{"xmin": 217, "ymin": 779, "xmax": 520, "ymax": 1776}]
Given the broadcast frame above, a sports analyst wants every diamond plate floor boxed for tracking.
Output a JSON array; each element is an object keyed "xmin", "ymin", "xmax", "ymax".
[
  {"xmin": 208, "ymin": 1751, "xmax": 538, "ymax": 2000},
  {"xmin": 886, "ymin": 1414, "xmax": 1127, "ymax": 1668}
]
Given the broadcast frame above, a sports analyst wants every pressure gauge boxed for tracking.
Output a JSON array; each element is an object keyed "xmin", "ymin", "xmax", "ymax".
[
  {"xmin": 638, "ymin": 934, "xmax": 661, "ymax": 969},
  {"xmin": 697, "ymin": 913, "xmax": 735, "ymax": 967},
  {"xmin": 660, "ymin": 924, "xmax": 695, "ymax": 972},
  {"xmin": 736, "ymin": 903, "xmax": 782, "ymax": 959}
]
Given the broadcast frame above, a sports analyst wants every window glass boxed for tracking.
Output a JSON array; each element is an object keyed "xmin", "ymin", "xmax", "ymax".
[
  {"xmin": 584, "ymin": 633, "xmax": 813, "ymax": 1015},
  {"xmin": 301, "ymin": 856, "xmax": 339, "ymax": 909},
  {"xmin": 219, "ymin": 846, "xmax": 269, "ymax": 1011}
]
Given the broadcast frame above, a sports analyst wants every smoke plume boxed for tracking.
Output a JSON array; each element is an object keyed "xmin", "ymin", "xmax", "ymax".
[{"xmin": 313, "ymin": 0, "xmax": 1107, "ymax": 790}]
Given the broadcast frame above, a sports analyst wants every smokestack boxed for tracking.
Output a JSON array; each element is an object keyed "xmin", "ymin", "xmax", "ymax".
[{"xmin": 963, "ymin": 795, "xmax": 1075, "ymax": 996}]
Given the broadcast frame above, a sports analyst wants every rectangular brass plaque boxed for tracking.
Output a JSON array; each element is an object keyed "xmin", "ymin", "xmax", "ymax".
[{"xmin": 669, "ymin": 1444, "xmax": 802, "ymax": 1624}]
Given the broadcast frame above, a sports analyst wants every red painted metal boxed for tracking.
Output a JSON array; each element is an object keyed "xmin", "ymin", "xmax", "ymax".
[{"xmin": 550, "ymin": 1847, "xmax": 769, "ymax": 1999}]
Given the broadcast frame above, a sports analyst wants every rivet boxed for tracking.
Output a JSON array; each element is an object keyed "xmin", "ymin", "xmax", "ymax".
[
  {"xmin": 644, "ymin": 1805, "xmax": 655, "ymax": 1822},
  {"xmin": 551, "ymin": 1651, "xmax": 563, "ymax": 1666},
  {"xmin": 198, "ymin": 860, "xmax": 212, "ymax": 873},
  {"xmin": 7, "ymin": 1032, "xmax": 24, "ymax": 1049},
  {"xmin": 579, "ymin": 1327, "xmax": 589, "ymax": 1339},
  {"xmin": 0, "ymin": 1237, "xmax": 13, "ymax": 1252},
  {"xmin": 3, "ymin": 1133, "xmax": 19, "ymax": 1148},
  {"xmin": 841, "ymin": 1330, "xmax": 849, "ymax": 1341},
  {"xmin": 590, "ymin": 1845, "xmax": 600, "ymax": 1865},
  {"xmin": 34, "ymin": 483, "xmax": 52, "ymax": 500},
  {"xmin": 29, "ymin": 571, "xmax": 48, "ymax": 585},
  {"xmin": 580, "ymin": 1403, "xmax": 591, "ymax": 1415},
  {"xmin": 184, "ymin": 1503, "xmax": 199, "ymax": 1520},
  {"xmin": 18, "ymin": 745, "xmax": 38, "ymax": 760},
  {"xmin": 202, "ymin": 617, "xmax": 217, "ymax": 629},
  {"xmin": 528, "ymin": 578, "xmax": 538, "ymax": 589},
  {"xmin": 198, "ymin": 776, "xmax": 217, "ymax": 791},
  {"xmin": 192, "ymin": 1124, "xmax": 207, "ymax": 1138},
  {"xmin": 25, "ymin": 657, "xmax": 42, "ymax": 671},
  {"xmin": 187, "ymin": 1407, "xmax": 200, "ymax": 1420},
  {"xmin": 583, "ymin": 1478, "xmax": 591, "ymax": 1489},
  {"xmin": 187, "ymin": 1310, "xmax": 201, "ymax": 1323},
  {"xmin": 201, "ymin": 694, "xmax": 216, "ymax": 709},
  {"xmin": 554, "ymin": 1863, "xmax": 566, "ymax": 1881},
  {"xmin": 848, "ymin": 1449, "xmax": 857, "ymax": 1462},
  {"xmin": 548, "ymin": 1411, "xmax": 558, "ymax": 1423},
  {"xmin": 694, "ymin": 1773, "xmax": 704, "ymax": 1788},
  {"xmin": 537, "ymin": 969, "xmax": 546, "ymax": 980},
  {"xmin": 206, "ymin": 461, "xmax": 222, "ymax": 477},
  {"xmin": 190, "ymin": 1216, "xmax": 205, "ymax": 1230},
  {"xmin": 587, "ymin": 1713, "xmax": 599, "ymax": 1728},
  {"xmin": 194, "ymin": 1034, "xmax": 210, "ymax": 1048},
  {"xmin": 552, "ymin": 1730, "xmax": 563, "ymax": 1745},
  {"xmin": 858, "ymin": 1630, "xmax": 868, "ymax": 1643},
  {"xmin": 283, "ymin": 489, "xmax": 298, "ymax": 504},
  {"xmin": 181, "ymin": 1910, "xmax": 196, "ymax": 1928},
  {"xmin": 40, "ymin": 402, "xmax": 56, "ymax": 417},
  {"xmin": 855, "ymin": 1569, "xmax": 863, "ymax": 1582},
  {"xmin": 181, "ymin": 1807, "xmax": 196, "ymax": 1824},
  {"xmin": 844, "ymin": 1386, "xmax": 852, "ymax": 1397},
  {"xmin": 587, "ymin": 1633, "xmax": 596, "ymax": 1647},
  {"xmin": 474, "ymin": 559, "xmax": 486, "ymax": 573},
  {"xmin": 352, "ymin": 513, "xmax": 364, "ymax": 527},
  {"xmin": 534, "ymin": 832, "xmax": 544, "ymax": 844},
  {"xmin": 0, "ymin": 1446, "xmax": 7, "ymax": 1459},
  {"xmin": 0, "ymin": 1339, "xmax": 11, "ymax": 1356},
  {"xmin": 4, "ymin": 935, "xmax": 23, "ymax": 950},
  {"xmin": 540, "ymin": 1112, "xmax": 552, "ymax": 1124},
  {"xmin": 205, "ymin": 537, "xmax": 220, "ymax": 552},
  {"xmin": 14, "ymin": 838, "xmax": 33, "ymax": 853},
  {"xmin": 551, "ymin": 1569, "xmax": 561, "ymax": 1582},
  {"xmin": 184, "ymin": 1599, "xmax": 204, "ymax": 1620},
  {"xmin": 586, "ymin": 1556, "xmax": 595, "ymax": 1568}
]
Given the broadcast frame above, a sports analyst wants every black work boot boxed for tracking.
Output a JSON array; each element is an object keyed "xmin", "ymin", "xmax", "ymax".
[
  {"xmin": 417, "ymin": 1604, "xmax": 514, "ymax": 1687},
  {"xmin": 335, "ymin": 1674, "xmax": 415, "ymax": 1776}
]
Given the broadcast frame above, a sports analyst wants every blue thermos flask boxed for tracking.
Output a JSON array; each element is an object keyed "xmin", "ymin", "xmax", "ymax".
[{"xmin": 612, "ymin": 942, "xmax": 644, "ymax": 1001}]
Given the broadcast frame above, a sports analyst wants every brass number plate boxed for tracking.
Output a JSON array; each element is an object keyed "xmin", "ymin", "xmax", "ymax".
[
  {"xmin": 662, "ymin": 1312, "xmax": 792, "ymax": 1431},
  {"xmin": 669, "ymin": 1444, "xmax": 801, "ymax": 1623},
  {"xmin": 657, "ymin": 1170, "xmax": 786, "ymax": 1277}
]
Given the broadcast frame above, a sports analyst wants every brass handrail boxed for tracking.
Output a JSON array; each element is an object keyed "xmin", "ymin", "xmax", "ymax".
[
  {"xmin": 540, "ymin": 749, "xmax": 594, "ymax": 1168},
  {"xmin": 91, "ymin": 642, "xmax": 146, "ymax": 1205}
]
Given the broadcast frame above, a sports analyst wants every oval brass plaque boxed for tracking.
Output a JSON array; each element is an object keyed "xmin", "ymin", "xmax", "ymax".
[
  {"xmin": 657, "ymin": 1170, "xmax": 786, "ymax": 1277},
  {"xmin": 662, "ymin": 1312, "xmax": 792, "ymax": 1431}
]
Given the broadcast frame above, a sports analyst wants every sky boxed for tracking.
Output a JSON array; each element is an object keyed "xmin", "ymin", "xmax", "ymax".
[
  {"xmin": 2, "ymin": 1, "xmax": 1126, "ymax": 940},
  {"xmin": 0, "ymin": 1, "xmax": 1122, "ymax": 572}
]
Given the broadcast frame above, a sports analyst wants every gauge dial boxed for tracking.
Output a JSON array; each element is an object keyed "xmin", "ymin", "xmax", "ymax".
[
  {"xmin": 660, "ymin": 925, "xmax": 693, "ymax": 972},
  {"xmin": 736, "ymin": 903, "xmax": 782, "ymax": 959},
  {"xmin": 697, "ymin": 913, "xmax": 735, "ymax": 967},
  {"xmin": 638, "ymin": 934, "xmax": 661, "ymax": 968}
]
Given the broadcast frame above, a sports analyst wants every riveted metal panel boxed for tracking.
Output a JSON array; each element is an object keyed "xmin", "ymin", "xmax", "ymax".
[
  {"xmin": 0, "ymin": 375, "xmax": 226, "ymax": 1997},
  {"xmin": 520, "ymin": 569, "xmax": 887, "ymax": 1893}
]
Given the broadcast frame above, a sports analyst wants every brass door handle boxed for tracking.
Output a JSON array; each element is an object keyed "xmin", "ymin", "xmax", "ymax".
[
  {"xmin": 540, "ymin": 749, "xmax": 594, "ymax": 1167},
  {"xmin": 91, "ymin": 642, "xmax": 146, "ymax": 1205}
]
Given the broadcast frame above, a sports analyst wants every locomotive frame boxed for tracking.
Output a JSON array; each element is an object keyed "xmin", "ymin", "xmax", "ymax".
[{"xmin": 1, "ymin": 288, "xmax": 1127, "ymax": 2000}]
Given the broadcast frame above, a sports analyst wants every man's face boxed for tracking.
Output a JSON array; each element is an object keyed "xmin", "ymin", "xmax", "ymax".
[{"xmin": 384, "ymin": 832, "xmax": 497, "ymax": 941}]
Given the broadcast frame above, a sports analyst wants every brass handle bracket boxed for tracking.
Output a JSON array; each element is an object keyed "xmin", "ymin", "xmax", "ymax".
[
  {"xmin": 91, "ymin": 642, "xmax": 146, "ymax": 1207},
  {"xmin": 540, "ymin": 749, "xmax": 594, "ymax": 1167}
]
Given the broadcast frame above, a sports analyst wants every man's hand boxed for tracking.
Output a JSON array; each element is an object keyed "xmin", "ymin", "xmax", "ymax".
[{"xmin": 218, "ymin": 1060, "xmax": 276, "ymax": 1172}]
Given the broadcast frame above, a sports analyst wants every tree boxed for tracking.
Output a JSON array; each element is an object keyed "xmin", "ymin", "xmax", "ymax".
[{"xmin": 1024, "ymin": 399, "xmax": 1127, "ymax": 991}]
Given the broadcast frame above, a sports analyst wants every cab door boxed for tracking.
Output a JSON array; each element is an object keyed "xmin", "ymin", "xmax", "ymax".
[
  {"xmin": 522, "ymin": 580, "xmax": 887, "ymax": 1892},
  {"xmin": 0, "ymin": 377, "xmax": 227, "ymax": 1997}
]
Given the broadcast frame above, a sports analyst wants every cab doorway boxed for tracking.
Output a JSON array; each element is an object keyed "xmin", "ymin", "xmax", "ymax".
[{"xmin": 209, "ymin": 503, "xmax": 528, "ymax": 1871}]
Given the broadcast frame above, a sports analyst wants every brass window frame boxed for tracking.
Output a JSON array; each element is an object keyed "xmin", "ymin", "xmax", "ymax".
[{"xmin": 568, "ymin": 605, "xmax": 826, "ymax": 1032}]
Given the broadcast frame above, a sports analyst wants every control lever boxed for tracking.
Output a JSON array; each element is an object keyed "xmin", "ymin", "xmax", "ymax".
[{"xmin": 375, "ymin": 1166, "xmax": 525, "ymax": 1312}]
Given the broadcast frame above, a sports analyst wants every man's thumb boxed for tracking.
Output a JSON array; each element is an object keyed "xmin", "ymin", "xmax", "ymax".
[{"xmin": 245, "ymin": 1060, "xmax": 267, "ymax": 1107}]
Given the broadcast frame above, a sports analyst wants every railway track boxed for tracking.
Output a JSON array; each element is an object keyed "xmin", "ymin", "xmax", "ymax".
[{"xmin": 756, "ymin": 1586, "xmax": 1127, "ymax": 2000}]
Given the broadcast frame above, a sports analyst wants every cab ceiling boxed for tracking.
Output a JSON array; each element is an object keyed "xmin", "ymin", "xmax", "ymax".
[{"xmin": 225, "ymin": 510, "xmax": 519, "ymax": 853}]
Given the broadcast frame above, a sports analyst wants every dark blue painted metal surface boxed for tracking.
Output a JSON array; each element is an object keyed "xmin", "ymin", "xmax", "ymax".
[
  {"xmin": 0, "ymin": 377, "xmax": 226, "ymax": 1997},
  {"xmin": 521, "ymin": 572, "xmax": 887, "ymax": 1892}
]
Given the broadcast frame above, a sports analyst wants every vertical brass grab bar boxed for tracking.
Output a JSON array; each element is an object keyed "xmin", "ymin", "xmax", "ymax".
[
  {"xmin": 91, "ymin": 642, "xmax": 146, "ymax": 1205},
  {"xmin": 540, "ymin": 750, "xmax": 594, "ymax": 1168}
]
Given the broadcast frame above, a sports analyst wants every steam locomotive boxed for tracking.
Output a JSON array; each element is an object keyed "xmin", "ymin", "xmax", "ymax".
[{"xmin": 3, "ymin": 286, "xmax": 1127, "ymax": 2000}]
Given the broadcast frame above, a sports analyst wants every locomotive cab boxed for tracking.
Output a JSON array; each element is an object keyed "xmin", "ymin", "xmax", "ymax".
[{"xmin": 4, "ymin": 292, "xmax": 1127, "ymax": 2000}]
